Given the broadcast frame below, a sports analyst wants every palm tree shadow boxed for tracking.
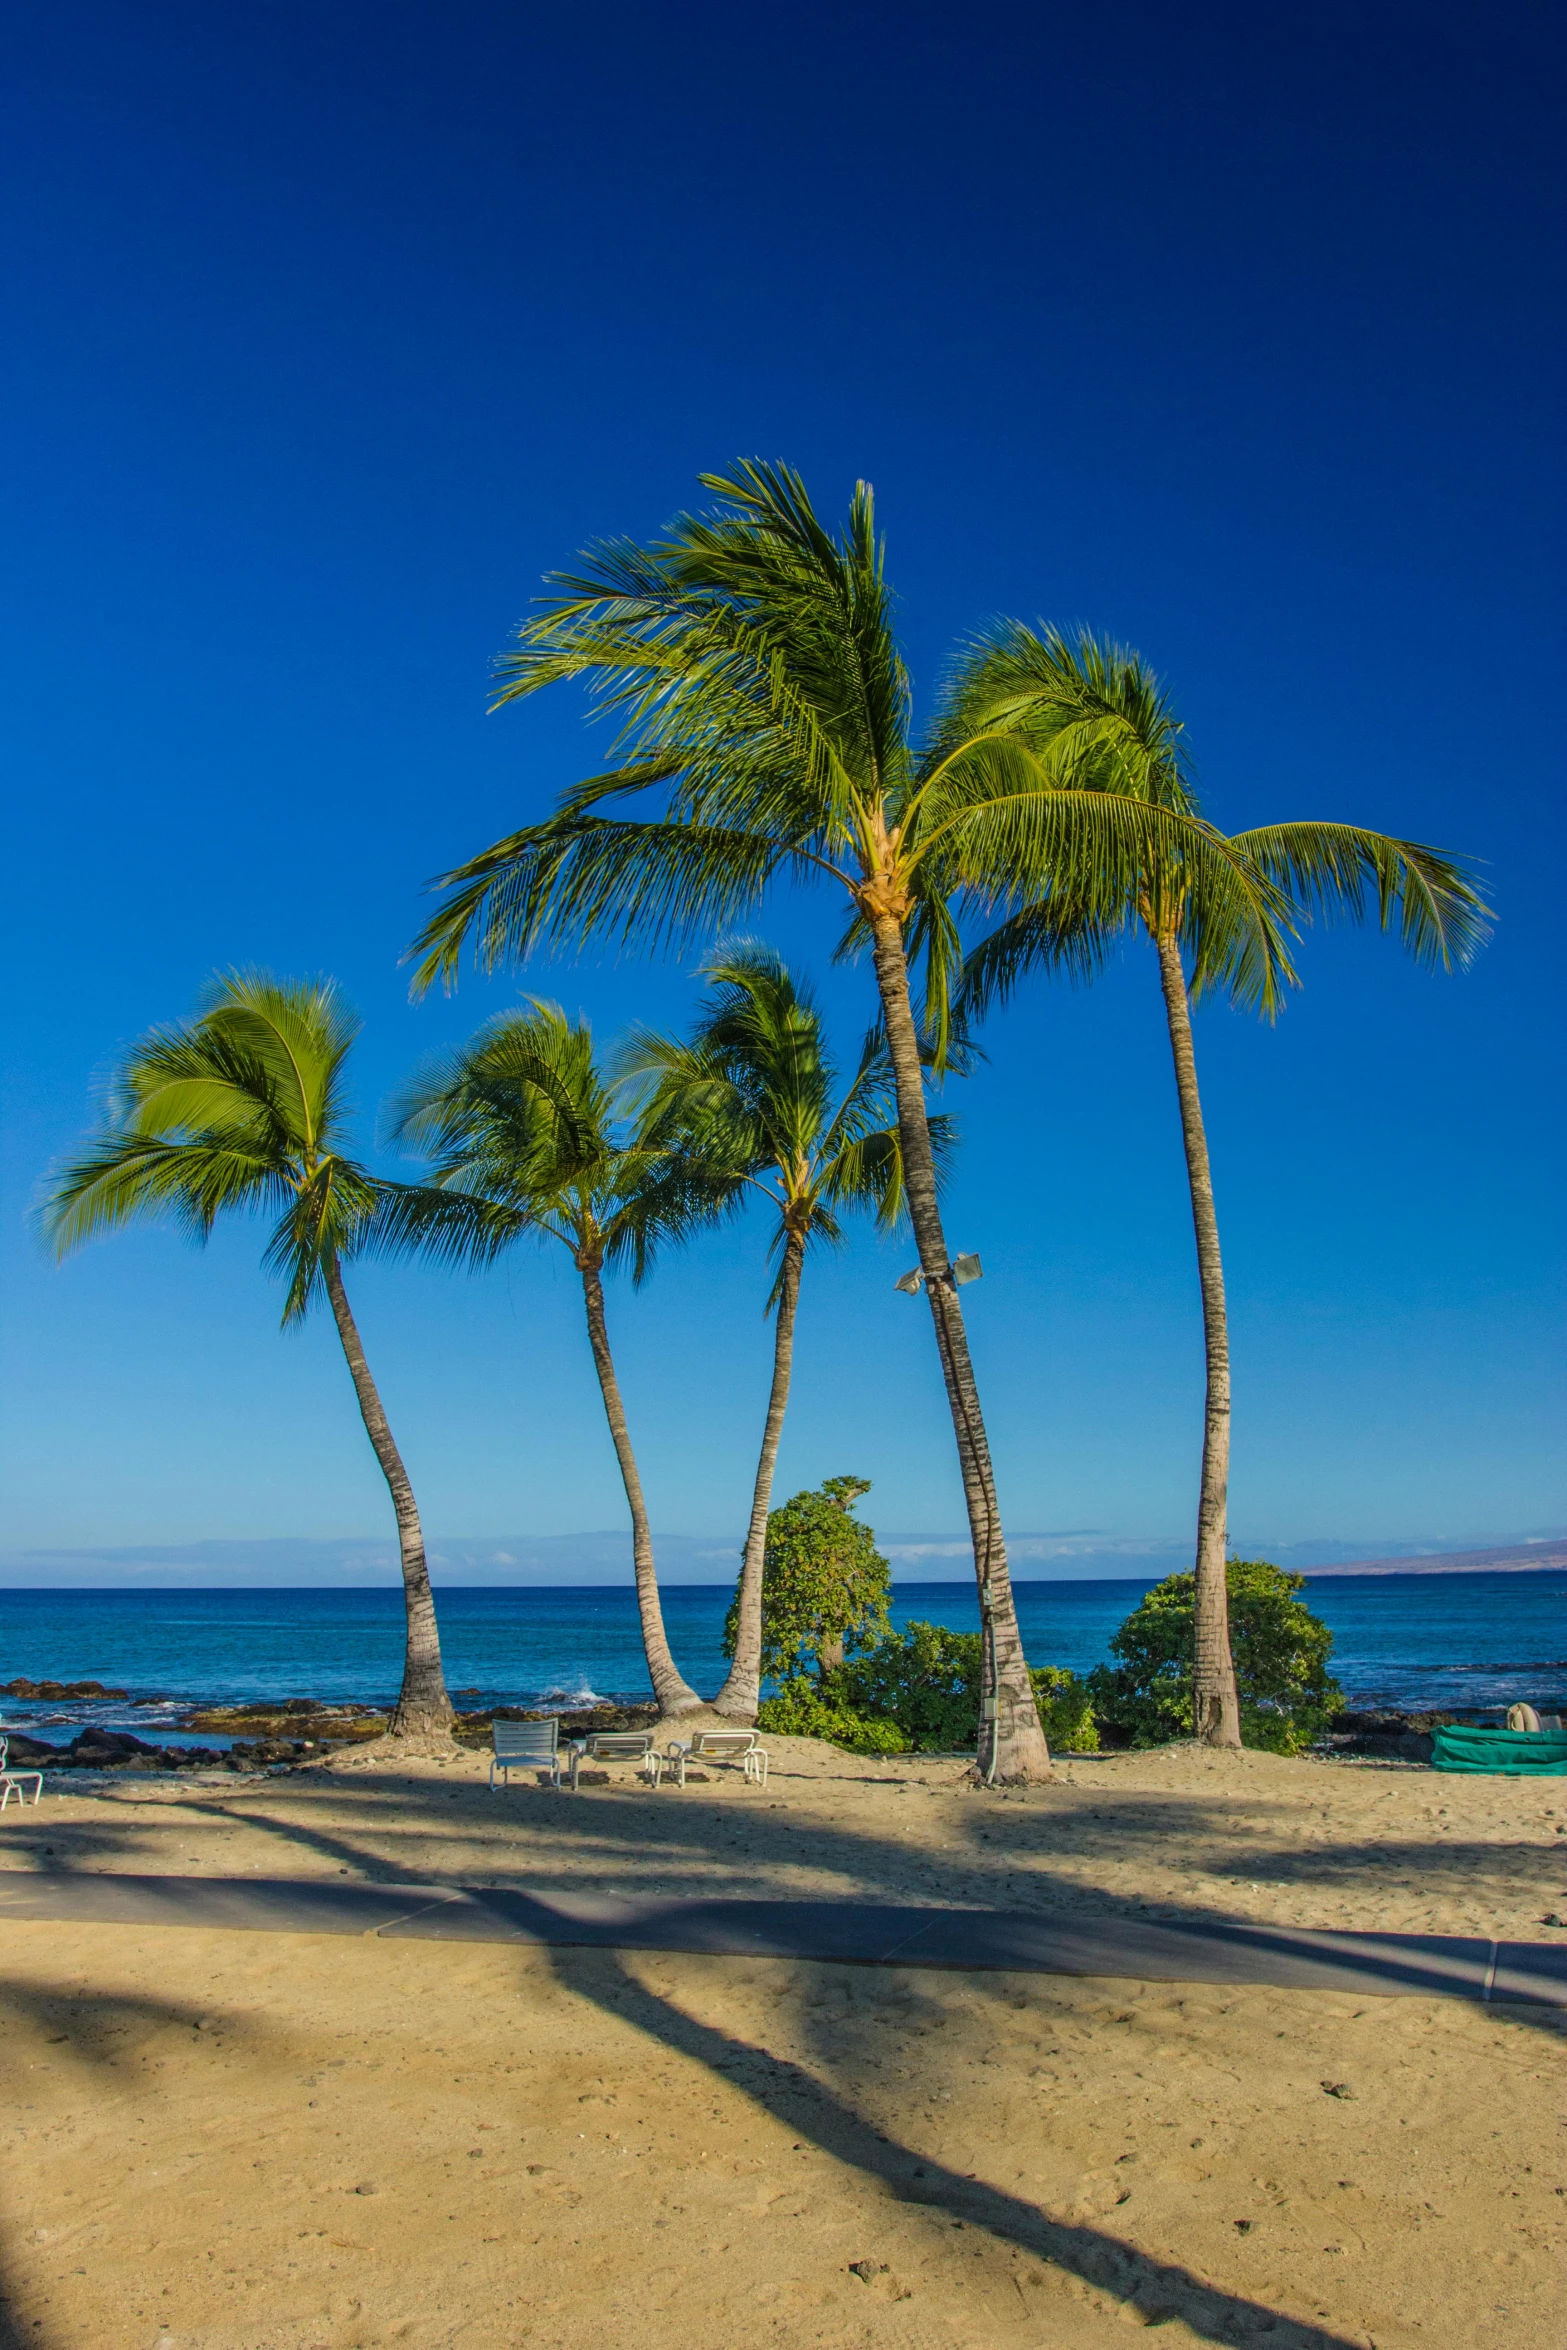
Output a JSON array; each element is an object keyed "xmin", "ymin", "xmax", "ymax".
[{"xmin": 544, "ymin": 1943, "xmax": 1366, "ymax": 2349}]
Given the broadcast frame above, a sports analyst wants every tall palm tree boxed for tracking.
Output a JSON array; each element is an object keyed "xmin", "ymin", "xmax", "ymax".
[
  {"xmin": 41, "ymin": 973, "xmax": 456, "ymax": 1738},
  {"xmin": 381, "ymin": 1000, "xmax": 719, "ymax": 1719},
  {"xmin": 620, "ymin": 943, "xmax": 941, "ymax": 1723},
  {"xmin": 406, "ymin": 464, "xmax": 1278, "ymax": 1777},
  {"xmin": 948, "ymin": 627, "xmax": 1490, "ymax": 1745}
]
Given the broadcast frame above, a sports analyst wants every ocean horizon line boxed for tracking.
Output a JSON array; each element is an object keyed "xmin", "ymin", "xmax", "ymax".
[{"xmin": 0, "ymin": 1530, "xmax": 1561, "ymax": 1589}]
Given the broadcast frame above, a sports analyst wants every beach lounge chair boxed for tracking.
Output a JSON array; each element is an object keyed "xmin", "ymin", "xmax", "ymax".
[
  {"xmin": 567, "ymin": 1731, "xmax": 662, "ymax": 1790},
  {"xmin": 489, "ymin": 1717, "xmax": 564, "ymax": 1791},
  {"xmin": 0, "ymin": 1735, "xmax": 44, "ymax": 1812},
  {"xmin": 662, "ymin": 1729, "xmax": 769, "ymax": 1789}
]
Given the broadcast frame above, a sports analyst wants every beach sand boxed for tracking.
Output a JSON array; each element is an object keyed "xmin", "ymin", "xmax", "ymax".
[{"xmin": 0, "ymin": 1740, "xmax": 1563, "ymax": 2347}]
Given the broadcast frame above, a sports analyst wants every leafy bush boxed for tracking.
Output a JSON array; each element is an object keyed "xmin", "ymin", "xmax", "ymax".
[
  {"xmin": 827, "ymin": 1621, "xmax": 1098, "ymax": 1754},
  {"xmin": 756, "ymin": 1676, "xmax": 911, "ymax": 1754},
  {"xmin": 1029, "ymin": 1665, "xmax": 1100, "ymax": 1753},
  {"xmin": 727, "ymin": 1475, "xmax": 892, "ymax": 1678},
  {"xmin": 1087, "ymin": 1558, "xmax": 1343, "ymax": 1753}
]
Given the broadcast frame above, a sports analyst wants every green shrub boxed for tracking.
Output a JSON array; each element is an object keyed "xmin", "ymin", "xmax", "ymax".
[
  {"xmin": 728, "ymin": 1476, "xmax": 892, "ymax": 1678},
  {"xmin": 756, "ymin": 1676, "xmax": 911, "ymax": 1754},
  {"xmin": 1086, "ymin": 1558, "xmax": 1343, "ymax": 1753},
  {"xmin": 826, "ymin": 1621, "xmax": 1098, "ymax": 1754},
  {"xmin": 1029, "ymin": 1664, "xmax": 1100, "ymax": 1752}
]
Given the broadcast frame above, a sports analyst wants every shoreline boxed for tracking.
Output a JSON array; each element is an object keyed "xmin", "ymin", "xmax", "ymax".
[{"xmin": 0, "ymin": 1692, "xmax": 1533, "ymax": 1776}]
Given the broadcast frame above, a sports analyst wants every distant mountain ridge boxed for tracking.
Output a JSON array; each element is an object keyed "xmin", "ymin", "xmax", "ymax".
[
  {"xmin": 1303, "ymin": 1538, "xmax": 1567, "ymax": 1578},
  {"xmin": 0, "ymin": 1528, "xmax": 1561, "ymax": 1587}
]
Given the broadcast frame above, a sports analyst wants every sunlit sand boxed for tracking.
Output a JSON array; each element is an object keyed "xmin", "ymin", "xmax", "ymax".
[{"xmin": 0, "ymin": 1740, "xmax": 1561, "ymax": 2345}]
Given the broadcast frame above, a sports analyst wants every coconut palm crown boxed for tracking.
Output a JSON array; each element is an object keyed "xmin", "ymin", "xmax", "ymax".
[
  {"xmin": 380, "ymin": 999, "xmax": 727, "ymax": 1717},
  {"xmin": 41, "ymin": 971, "xmax": 455, "ymax": 1737},
  {"xmin": 947, "ymin": 626, "xmax": 1490, "ymax": 1744},
  {"xmin": 618, "ymin": 942, "xmax": 946, "ymax": 1720}
]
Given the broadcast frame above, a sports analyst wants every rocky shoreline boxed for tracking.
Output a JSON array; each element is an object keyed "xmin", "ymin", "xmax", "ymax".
[
  {"xmin": 0, "ymin": 1690, "xmax": 660, "ymax": 1773},
  {"xmin": 0, "ymin": 1673, "xmax": 1517, "ymax": 1773}
]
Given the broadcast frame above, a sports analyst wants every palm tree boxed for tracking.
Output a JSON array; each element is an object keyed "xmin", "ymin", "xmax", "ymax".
[
  {"xmin": 619, "ymin": 943, "xmax": 941, "ymax": 1723},
  {"xmin": 41, "ymin": 973, "xmax": 455, "ymax": 1738},
  {"xmin": 948, "ymin": 627, "xmax": 1490, "ymax": 1745},
  {"xmin": 382, "ymin": 1000, "xmax": 722, "ymax": 1719},
  {"xmin": 406, "ymin": 463, "xmax": 1302, "ymax": 1779}
]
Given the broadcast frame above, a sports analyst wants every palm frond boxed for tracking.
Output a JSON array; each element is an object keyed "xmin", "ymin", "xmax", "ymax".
[
  {"xmin": 1231, "ymin": 823, "xmax": 1491, "ymax": 970},
  {"xmin": 933, "ymin": 623, "xmax": 1196, "ymax": 814},
  {"xmin": 408, "ymin": 818, "xmax": 788, "ymax": 995},
  {"xmin": 197, "ymin": 971, "xmax": 359, "ymax": 1156},
  {"xmin": 42, "ymin": 1133, "xmax": 292, "ymax": 1256},
  {"xmin": 358, "ymin": 1180, "xmax": 534, "ymax": 1275}
]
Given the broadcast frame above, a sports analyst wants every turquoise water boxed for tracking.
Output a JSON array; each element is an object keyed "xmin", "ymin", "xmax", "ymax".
[{"xmin": 1, "ymin": 1571, "xmax": 1563, "ymax": 1745}]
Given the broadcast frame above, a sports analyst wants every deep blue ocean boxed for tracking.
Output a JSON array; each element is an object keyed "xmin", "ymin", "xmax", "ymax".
[{"xmin": 1, "ymin": 1571, "xmax": 1564, "ymax": 1746}]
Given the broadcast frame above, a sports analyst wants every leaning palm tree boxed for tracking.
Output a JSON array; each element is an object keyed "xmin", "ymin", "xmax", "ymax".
[
  {"xmin": 407, "ymin": 464, "xmax": 1282, "ymax": 1777},
  {"xmin": 620, "ymin": 943, "xmax": 941, "ymax": 1723},
  {"xmin": 41, "ymin": 972, "xmax": 456, "ymax": 1738},
  {"xmin": 948, "ymin": 627, "xmax": 1490, "ymax": 1745},
  {"xmin": 382, "ymin": 1000, "xmax": 718, "ymax": 1719}
]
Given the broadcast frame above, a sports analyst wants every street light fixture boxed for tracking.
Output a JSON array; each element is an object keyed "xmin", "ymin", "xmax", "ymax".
[{"xmin": 893, "ymin": 1253, "xmax": 983, "ymax": 1296}]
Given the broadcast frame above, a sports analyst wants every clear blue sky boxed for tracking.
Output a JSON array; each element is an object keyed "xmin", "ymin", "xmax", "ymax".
[{"xmin": 3, "ymin": 0, "xmax": 1562, "ymax": 1570}]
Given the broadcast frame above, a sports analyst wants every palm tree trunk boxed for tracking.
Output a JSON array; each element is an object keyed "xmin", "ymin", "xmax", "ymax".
[
  {"xmin": 1154, "ymin": 931, "xmax": 1242, "ymax": 1748},
  {"xmin": 578, "ymin": 1259, "xmax": 703, "ymax": 1719},
  {"xmin": 713, "ymin": 1227, "xmax": 805, "ymax": 1722},
  {"xmin": 323, "ymin": 1256, "xmax": 453, "ymax": 1739},
  {"xmin": 868, "ymin": 914, "xmax": 1050, "ymax": 1780}
]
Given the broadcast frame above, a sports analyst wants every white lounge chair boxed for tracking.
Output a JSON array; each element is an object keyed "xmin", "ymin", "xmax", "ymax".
[
  {"xmin": 490, "ymin": 1717, "xmax": 564, "ymax": 1790},
  {"xmin": 568, "ymin": 1730, "xmax": 662, "ymax": 1790},
  {"xmin": 662, "ymin": 1729, "xmax": 769, "ymax": 1789},
  {"xmin": 0, "ymin": 1735, "xmax": 44, "ymax": 1812}
]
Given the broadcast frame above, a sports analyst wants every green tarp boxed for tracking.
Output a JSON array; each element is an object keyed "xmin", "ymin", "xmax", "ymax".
[{"xmin": 1430, "ymin": 1723, "xmax": 1567, "ymax": 1776}]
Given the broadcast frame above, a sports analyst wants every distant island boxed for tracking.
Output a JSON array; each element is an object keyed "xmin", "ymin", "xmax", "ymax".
[{"xmin": 1304, "ymin": 1539, "xmax": 1567, "ymax": 1578}]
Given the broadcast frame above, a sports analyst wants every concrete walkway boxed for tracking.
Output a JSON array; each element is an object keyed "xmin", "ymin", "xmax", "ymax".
[{"xmin": 0, "ymin": 1871, "xmax": 1563, "ymax": 2002}]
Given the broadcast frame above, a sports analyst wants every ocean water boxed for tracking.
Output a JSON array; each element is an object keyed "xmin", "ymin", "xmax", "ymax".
[{"xmin": 0, "ymin": 1570, "xmax": 1563, "ymax": 1747}]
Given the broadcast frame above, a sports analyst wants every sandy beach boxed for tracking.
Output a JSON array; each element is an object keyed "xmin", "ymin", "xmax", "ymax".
[{"xmin": 0, "ymin": 1739, "xmax": 1563, "ymax": 2348}]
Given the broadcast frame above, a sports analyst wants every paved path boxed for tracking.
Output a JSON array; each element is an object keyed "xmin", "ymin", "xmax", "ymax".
[{"xmin": 0, "ymin": 1872, "xmax": 1563, "ymax": 2002}]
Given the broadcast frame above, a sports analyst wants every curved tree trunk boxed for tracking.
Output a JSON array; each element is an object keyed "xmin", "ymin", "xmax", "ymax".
[
  {"xmin": 868, "ymin": 914, "xmax": 1050, "ymax": 1780},
  {"xmin": 713, "ymin": 1227, "xmax": 805, "ymax": 1722},
  {"xmin": 1154, "ymin": 931, "xmax": 1242, "ymax": 1748},
  {"xmin": 579, "ymin": 1260, "xmax": 703, "ymax": 1719},
  {"xmin": 324, "ymin": 1255, "xmax": 454, "ymax": 1739}
]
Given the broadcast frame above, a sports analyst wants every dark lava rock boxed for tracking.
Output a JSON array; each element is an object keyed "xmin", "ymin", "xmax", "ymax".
[
  {"xmin": 1, "ymin": 1731, "xmax": 57, "ymax": 1763},
  {"xmin": 1, "ymin": 1678, "xmax": 128, "ymax": 1701},
  {"xmin": 185, "ymin": 1704, "xmax": 384, "ymax": 1743},
  {"xmin": 1320, "ymin": 1707, "xmax": 1509, "ymax": 1761},
  {"xmin": 17, "ymin": 1728, "xmax": 239, "ymax": 1773},
  {"xmin": 69, "ymin": 1727, "xmax": 158, "ymax": 1760},
  {"xmin": 230, "ymin": 1698, "xmax": 324, "ymax": 1718},
  {"xmin": 225, "ymin": 1738, "xmax": 314, "ymax": 1768},
  {"xmin": 455, "ymin": 1701, "xmax": 659, "ymax": 1745}
]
